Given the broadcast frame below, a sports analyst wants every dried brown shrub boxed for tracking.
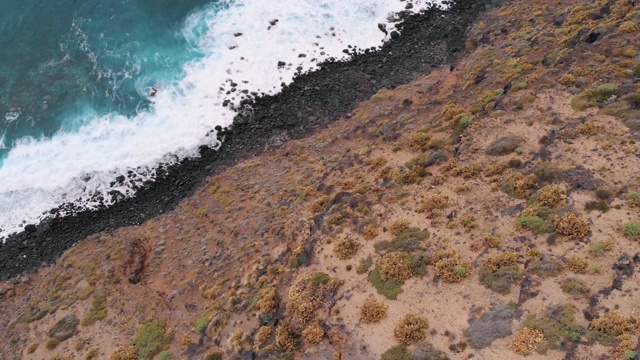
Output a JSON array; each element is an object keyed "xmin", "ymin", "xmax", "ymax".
[
  {"xmin": 417, "ymin": 193, "xmax": 450, "ymax": 214},
  {"xmin": 554, "ymin": 213, "xmax": 589, "ymax": 239},
  {"xmin": 379, "ymin": 252, "xmax": 413, "ymax": 282},
  {"xmin": 287, "ymin": 273, "xmax": 342, "ymax": 324},
  {"xmin": 360, "ymin": 298, "xmax": 388, "ymax": 324},
  {"xmin": 511, "ymin": 327, "xmax": 544, "ymax": 355},
  {"xmin": 500, "ymin": 171, "xmax": 537, "ymax": 198},
  {"xmin": 483, "ymin": 162, "xmax": 508, "ymax": 178},
  {"xmin": 535, "ymin": 185, "xmax": 566, "ymax": 207},
  {"xmin": 434, "ymin": 257, "xmax": 472, "ymax": 283},
  {"xmin": 256, "ymin": 287, "xmax": 276, "ymax": 314},
  {"xmin": 109, "ymin": 346, "xmax": 139, "ymax": 360},
  {"xmin": 310, "ymin": 195, "xmax": 331, "ymax": 213},
  {"xmin": 334, "ymin": 240, "xmax": 360, "ymax": 260},
  {"xmin": 389, "ymin": 219, "xmax": 410, "ymax": 237},
  {"xmin": 590, "ymin": 311, "xmax": 637, "ymax": 344},
  {"xmin": 302, "ymin": 323, "xmax": 324, "ymax": 344},
  {"xmin": 275, "ymin": 324, "xmax": 298, "ymax": 351},
  {"xmin": 577, "ymin": 122, "xmax": 598, "ymax": 136},
  {"xmin": 362, "ymin": 225, "xmax": 380, "ymax": 240},
  {"xmin": 254, "ymin": 326, "xmax": 272, "ymax": 349},
  {"xmin": 484, "ymin": 252, "xmax": 520, "ymax": 271},
  {"xmin": 394, "ymin": 314, "xmax": 430, "ymax": 345},
  {"xmin": 566, "ymin": 256, "xmax": 588, "ymax": 274}
]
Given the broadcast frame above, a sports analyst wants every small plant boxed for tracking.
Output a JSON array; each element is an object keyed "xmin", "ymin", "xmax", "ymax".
[
  {"xmin": 417, "ymin": 193, "xmax": 450, "ymax": 214},
  {"xmin": 394, "ymin": 314, "xmax": 429, "ymax": 345},
  {"xmin": 590, "ymin": 311, "xmax": 637, "ymax": 345},
  {"xmin": 589, "ymin": 240, "xmax": 615, "ymax": 257},
  {"xmin": 523, "ymin": 304, "xmax": 582, "ymax": 353},
  {"xmin": 275, "ymin": 323, "xmax": 298, "ymax": 351},
  {"xmin": 628, "ymin": 192, "xmax": 640, "ymax": 208},
  {"xmin": 534, "ymin": 185, "xmax": 566, "ymax": 207},
  {"xmin": 47, "ymin": 314, "xmax": 79, "ymax": 349},
  {"xmin": 479, "ymin": 252, "xmax": 522, "ymax": 294},
  {"xmin": 302, "ymin": 322, "xmax": 324, "ymax": 344},
  {"xmin": 334, "ymin": 240, "xmax": 359, "ymax": 260},
  {"xmin": 433, "ymin": 250, "xmax": 471, "ymax": 283},
  {"xmin": 623, "ymin": 220, "xmax": 640, "ymax": 240},
  {"xmin": 389, "ymin": 219, "xmax": 410, "ymax": 236},
  {"xmin": 360, "ymin": 298, "xmax": 388, "ymax": 324},
  {"xmin": 560, "ymin": 277, "xmax": 590, "ymax": 298},
  {"xmin": 132, "ymin": 320, "xmax": 173, "ymax": 359},
  {"xmin": 369, "ymin": 267, "xmax": 403, "ymax": 300},
  {"xmin": 380, "ymin": 252, "xmax": 414, "ymax": 282},
  {"xmin": 566, "ymin": 256, "xmax": 588, "ymax": 274},
  {"xmin": 571, "ymin": 83, "xmax": 618, "ymax": 111},
  {"xmin": 511, "ymin": 327, "xmax": 544, "ymax": 355},
  {"xmin": 553, "ymin": 213, "xmax": 589, "ymax": 239}
]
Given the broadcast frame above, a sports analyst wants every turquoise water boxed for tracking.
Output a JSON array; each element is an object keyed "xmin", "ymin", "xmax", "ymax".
[{"xmin": 0, "ymin": 0, "xmax": 214, "ymax": 160}]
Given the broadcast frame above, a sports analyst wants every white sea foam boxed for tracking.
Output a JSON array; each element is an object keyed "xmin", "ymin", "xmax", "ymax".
[{"xmin": 0, "ymin": 0, "xmax": 443, "ymax": 240}]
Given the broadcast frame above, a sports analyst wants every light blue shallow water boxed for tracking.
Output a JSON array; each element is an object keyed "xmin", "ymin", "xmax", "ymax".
[{"xmin": 0, "ymin": 0, "xmax": 215, "ymax": 161}]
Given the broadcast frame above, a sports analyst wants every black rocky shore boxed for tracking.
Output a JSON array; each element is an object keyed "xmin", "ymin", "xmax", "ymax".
[{"xmin": 0, "ymin": 0, "xmax": 500, "ymax": 281}]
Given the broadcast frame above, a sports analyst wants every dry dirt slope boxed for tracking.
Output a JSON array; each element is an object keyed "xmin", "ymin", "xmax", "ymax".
[{"xmin": 1, "ymin": 0, "xmax": 640, "ymax": 359}]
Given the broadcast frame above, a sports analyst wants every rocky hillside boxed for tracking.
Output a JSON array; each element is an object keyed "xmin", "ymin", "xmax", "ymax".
[{"xmin": 1, "ymin": 0, "xmax": 640, "ymax": 359}]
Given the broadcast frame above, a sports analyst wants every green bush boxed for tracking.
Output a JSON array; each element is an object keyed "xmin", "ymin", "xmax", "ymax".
[
  {"xmin": 132, "ymin": 320, "xmax": 173, "ymax": 359},
  {"xmin": 623, "ymin": 220, "xmax": 640, "ymax": 240},
  {"xmin": 571, "ymin": 83, "xmax": 618, "ymax": 111},
  {"xmin": 369, "ymin": 267, "xmax": 403, "ymax": 300}
]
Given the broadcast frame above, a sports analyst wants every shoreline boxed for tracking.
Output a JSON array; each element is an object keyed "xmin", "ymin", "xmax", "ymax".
[{"xmin": 0, "ymin": 0, "xmax": 499, "ymax": 281}]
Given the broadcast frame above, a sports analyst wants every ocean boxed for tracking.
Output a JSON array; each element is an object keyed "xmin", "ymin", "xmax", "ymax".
[{"xmin": 0, "ymin": 0, "xmax": 441, "ymax": 240}]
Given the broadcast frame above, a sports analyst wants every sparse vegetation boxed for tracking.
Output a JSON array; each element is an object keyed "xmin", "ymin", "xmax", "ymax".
[
  {"xmin": 334, "ymin": 239, "xmax": 360, "ymax": 260},
  {"xmin": 522, "ymin": 304, "xmax": 582, "ymax": 353},
  {"xmin": 486, "ymin": 136, "xmax": 522, "ymax": 156},
  {"xmin": 369, "ymin": 267, "xmax": 404, "ymax": 300},
  {"xmin": 47, "ymin": 314, "xmax": 79, "ymax": 349},
  {"xmin": 511, "ymin": 327, "xmax": 544, "ymax": 355},
  {"xmin": 560, "ymin": 277, "xmax": 590, "ymax": 298},
  {"xmin": 81, "ymin": 293, "xmax": 108, "ymax": 326},
  {"xmin": 590, "ymin": 311, "xmax": 637, "ymax": 345},
  {"xmin": 479, "ymin": 252, "xmax": 522, "ymax": 294},
  {"xmin": 571, "ymin": 83, "xmax": 618, "ymax": 111},
  {"xmin": 432, "ymin": 250, "xmax": 471, "ymax": 283}
]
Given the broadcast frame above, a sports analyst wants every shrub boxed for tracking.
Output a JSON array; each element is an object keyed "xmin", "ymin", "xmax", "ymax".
[
  {"xmin": 254, "ymin": 326, "xmax": 272, "ymax": 348},
  {"xmin": 381, "ymin": 345, "xmax": 410, "ymax": 360},
  {"xmin": 571, "ymin": 83, "xmax": 618, "ymax": 111},
  {"xmin": 109, "ymin": 345, "xmax": 138, "ymax": 360},
  {"xmin": 486, "ymin": 136, "xmax": 522, "ymax": 156},
  {"xmin": 409, "ymin": 342, "xmax": 448, "ymax": 360},
  {"xmin": 369, "ymin": 267, "xmax": 403, "ymax": 300},
  {"xmin": 523, "ymin": 304, "xmax": 582, "ymax": 353},
  {"xmin": 500, "ymin": 172, "xmax": 537, "ymax": 198},
  {"xmin": 132, "ymin": 321, "xmax": 173, "ymax": 359},
  {"xmin": 380, "ymin": 252, "xmax": 414, "ymax": 282},
  {"xmin": 47, "ymin": 314, "xmax": 79, "ymax": 349},
  {"xmin": 516, "ymin": 214, "xmax": 553, "ymax": 235},
  {"xmin": 376, "ymin": 227, "xmax": 430, "ymax": 253},
  {"xmin": 256, "ymin": 287, "xmax": 276, "ymax": 314},
  {"xmin": 560, "ymin": 277, "xmax": 590, "ymax": 298},
  {"xmin": 310, "ymin": 195, "xmax": 331, "ymax": 213},
  {"xmin": 577, "ymin": 122, "xmax": 599, "ymax": 136},
  {"xmin": 553, "ymin": 213, "xmax": 589, "ymax": 239},
  {"xmin": 566, "ymin": 256, "xmax": 588, "ymax": 274},
  {"xmin": 589, "ymin": 240, "xmax": 615, "ymax": 257},
  {"xmin": 628, "ymin": 192, "xmax": 640, "ymax": 208},
  {"xmin": 275, "ymin": 323, "xmax": 298, "ymax": 351},
  {"xmin": 585, "ymin": 200, "xmax": 609, "ymax": 212},
  {"xmin": 302, "ymin": 323, "xmax": 324, "ymax": 344},
  {"xmin": 623, "ymin": 220, "xmax": 640, "ymax": 240},
  {"xmin": 480, "ymin": 266, "xmax": 522, "ymax": 294},
  {"xmin": 466, "ymin": 304, "xmax": 520, "ymax": 348},
  {"xmin": 511, "ymin": 327, "xmax": 544, "ymax": 355},
  {"xmin": 389, "ymin": 219, "xmax": 410, "ymax": 236},
  {"xmin": 484, "ymin": 252, "xmax": 520, "ymax": 271},
  {"xmin": 417, "ymin": 193, "xmax": 450, "ymax": 214},
  {"xmin": 334, "ymin": 240, "xmax": 360, "ymax": 260},
  {"xmin": 528, "ymin": 257, "xmax": 565, "ymax": 277},
  {"xmin": 82, "ymin": 293, "xmax": 108, "ymax": 326},
  {"xmin": 535, "ymin": 185, "xmax": 566, "ymax": 207},
  {"xmin": 394, "ymin": 314, "xmax": 429, "ymax": 345},
  {"xmin": 288, "ymin": 272, "xmax": 341, "ymax": 324},
  {"xmin": 433, "ymin": 251, "xmax": 471, "ymax": 283},
  {"xmin": 590, "ymin": 311, "xmax": 637, "ymax": 345},
  {"xmin": 360, "ymin": 298, "xmax": 388, "ymax": 323},
  {"xmin": 356, "ymin": 256, "xmax": 373, "ymax": 274}
]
